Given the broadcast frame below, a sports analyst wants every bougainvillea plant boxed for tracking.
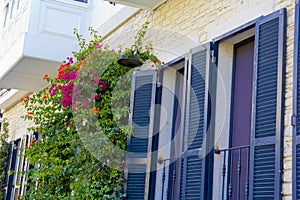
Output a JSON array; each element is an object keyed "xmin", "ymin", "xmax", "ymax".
[{"xmin": 21, "ymin": 23, "xmax": 160, "ymax": 199}]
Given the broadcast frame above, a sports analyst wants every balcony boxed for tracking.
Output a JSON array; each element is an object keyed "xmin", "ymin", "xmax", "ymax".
[
  {"xmin": 107, "ymin": 0, "xmax": 167, "ymax": 10},
  {"xmin": 0, "ymin": 0, "xmax": 92, "ymax": 92},
  {"xmin": 214, "ymin": 145, "xmax": 251, "ymax": 200}
]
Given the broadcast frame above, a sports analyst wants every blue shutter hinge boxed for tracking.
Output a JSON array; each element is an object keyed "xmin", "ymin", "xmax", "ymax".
[
  {"xmin": 291, "ymin": 115, "xmax": 297, "ymax": 126},
  {"xmin": 211, "ymin": 50, "xmax": 216, "ymax": 63}
]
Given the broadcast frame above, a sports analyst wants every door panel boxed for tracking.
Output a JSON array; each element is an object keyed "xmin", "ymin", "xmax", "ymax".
[{"xmin": 231, "ymin": 39, "xmax": 254, "ymax": 200}]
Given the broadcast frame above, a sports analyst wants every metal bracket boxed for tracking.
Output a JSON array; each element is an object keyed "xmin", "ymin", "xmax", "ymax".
[
  {"xmin": 211, "ymin": 50, "xmax": 216, "ymax": 63},
  {"xmin": 214, "ymin": 149, "xmax": 221, "ymax": 154},
  {"xmin": 291, "ymin": 115, "xmax": 297, "ymax": 126}
]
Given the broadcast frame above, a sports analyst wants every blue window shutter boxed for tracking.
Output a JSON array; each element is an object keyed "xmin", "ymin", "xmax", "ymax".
[
  {"xmin": 6, "ymin": 140, "xmax": 20, "ymax": 200},
  {"xmin": 19, "ymin": 135, "xmax": 29, "ymax": 195},
  {"xmin": 3, "ymin": 142, "xmax": 13, "ymax": 199},
  {"xmin": 293, "ymin": 3, "xmax": 300, "ymax": 200},
  {"xmin": 178, "ymin": 44, "xmax": 214, "ymax": 199},
  {"xmin": 249, "ymin": 9, "xmax": 286, "ymax": 200},
  {"xmin": 125, "ymin": 70, "xmax": 157, "ymax": 200}
]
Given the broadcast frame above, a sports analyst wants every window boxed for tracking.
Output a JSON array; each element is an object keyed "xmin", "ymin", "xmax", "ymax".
[
  {"xmin": 125, "ymin": 8, "xmax": 286, "ymax": 200},
  {"xmin": 73, "ymin": 0, "xmax": 88, "ymax": 3},
  {"xmin": 9, "ymin": 0, "xmax": 15, "ymax": 19},
  {"xmin": 213, "ymin": 10, "xmax": 286, "ymax": 200},
  {"xmin": 3, "ymin": 133, "xmax": 38, "ymax": 200},
  {"xmin": 3, "ymin": 2, "xmax": 9, "ymax": 27}
]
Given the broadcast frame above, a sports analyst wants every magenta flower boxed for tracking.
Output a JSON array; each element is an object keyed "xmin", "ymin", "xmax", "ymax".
[
  {"xmin": 96, "ymin": 43, "xmax": 102, "ymax": 49},
  {"xmin": 98, "ymin": 80, "xmax": 107, "ymax": 92},
  {"xmin": 49, "ymin": 84, "xmax": 58, "ymax": 96},
  {"xmin": 62, "ymin": 70, "xmax": 77, "ymax": 81},
  {"xmin": 72, "ymin": 104, "xmax": 77, "ymax": 110},
  {"xmin": 75, "ymin": 90, "xmax": 81, "ymax": 95},
  {"xmin": 82, "ymin": 99, "xmax": 88, "ymax": 108},
  {"xmin": 61, "ymin": 95, "xmax": 72, "ymax": 107},
  {"xmin": 67, "ymin": 57, "xmax": 74, "ymax": 64},
  {"xmin": 91, "ymin": 81, "xmax": 98, "ymax": 87},
  {"xmin": 91, "ymin": 94, "xmax": 98, "ymax": 99}
]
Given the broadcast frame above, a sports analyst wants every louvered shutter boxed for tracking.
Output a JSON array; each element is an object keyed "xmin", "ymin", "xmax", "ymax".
[
  {"xmin": 20, "ymin": 135, "xmax": 29, "ymax": 196},
  {"xmin": 178, "ymin": 44, "xmax": 213, "ymax": 199},
  {"xmin": 6, "ymin": 140, "xmax": 19, "ymax": 200},
  {"xmin": 249, "ymin": 9, "xmax": 286, "ymax": 199},
  {"xmin": 3, "ymin": 142, "xmax": 13, "ymax": 199},
  {"xmin": 125, "ymin": 70, "xmax": 157, "ymax": 200},
  {"xmin": 293, "ymin": 3, "xmax": 300, "ymax": 200}
]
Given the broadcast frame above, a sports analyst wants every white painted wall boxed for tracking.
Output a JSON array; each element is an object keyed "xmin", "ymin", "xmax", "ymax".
[
  {"xmin": 90, "ymin": 0, "xmax": 124, "ymax": 29},
  {"xmin": 155, "ymin": 67, "xmax": 177, "ymax": 200}
]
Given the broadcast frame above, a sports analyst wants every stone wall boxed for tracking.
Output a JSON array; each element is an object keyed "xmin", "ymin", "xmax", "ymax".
[{"xmin": 3, "ymin": 100, "xmax": 33, "ymax": 142}]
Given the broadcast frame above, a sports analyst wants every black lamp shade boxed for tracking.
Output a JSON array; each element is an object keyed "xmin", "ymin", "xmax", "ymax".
[{"xmin": 117, "ymin": 55, "xmax": 143, "ymax": 68}]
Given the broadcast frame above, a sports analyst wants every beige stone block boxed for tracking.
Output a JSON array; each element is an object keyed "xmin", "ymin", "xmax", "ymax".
[
  {"xmin": 282, "ymin": 196, "xmax": 292, "ymax": 200},
  {"xmin": 283, "ymin": 169, "xmax": 292, "ymax": 182},
  {"xmin": 282, "ymin": 182, "xmax": 292, "ymax": 192}
]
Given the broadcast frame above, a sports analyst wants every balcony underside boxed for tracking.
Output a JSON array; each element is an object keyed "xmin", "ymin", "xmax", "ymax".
[
  {"xmin": 0, "ymin": 56, "xmax": 60, "ymax": 92},
  {"xmin": 107, "ymin": 0, "xmax": 167, "ymax": 10}
]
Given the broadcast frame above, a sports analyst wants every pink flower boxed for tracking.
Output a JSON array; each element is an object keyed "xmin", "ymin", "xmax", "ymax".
[
  {"xmin": 91, "ymin": 94, "xmax": 98, "ymax": 99},
  {"xmin": 61, "ymin": 70, "xmax": 77, "ymax": 81},
  {"xmin": 98, "ymin": 80, "xmax": 107, "ymax": 92},
  {"xmin": 49, "ymin": 84, "xmax": 57, "ymax": 96},
  {"xmin": 91, "ymin": 81, "xmax": 98, "ymax": 87},
  {"xmin": 60, "ymin": 95, "xmax": 72, "ymax": 107},
  {"xmin": 50, "ymin": 83, "xmax": 56, "ymax": 90},
  {"xmin": 73, "ymin": 96, "xmax": 79, "ymax": 101},
  {"xmin": 96, "ymin": 43, "xmax": 102, "ymax": 49},
  {"xmin": 82, "ymin": 99, "xmax": 88, "ymax": 108},
  {"xmin": 75, "ymin": 90, "xmax": 81, "ymax": 95},
  {"xmin": 67, "ymin": 57, "xmax": 73, "ymax": 64},
  {"xmin": 72, "ymin": 104, "xmax": 77, "ymax": 110}
]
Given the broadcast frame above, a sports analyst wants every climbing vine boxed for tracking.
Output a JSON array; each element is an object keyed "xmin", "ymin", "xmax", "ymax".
[{"xmin": 21, "ymin": 24, "xmax": 160, "ymax": 199}]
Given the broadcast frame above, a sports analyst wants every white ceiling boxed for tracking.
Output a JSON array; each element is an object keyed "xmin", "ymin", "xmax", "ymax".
[{"xmin": 0, "ymin": 57, "xmax": 60, "ymax": 92}]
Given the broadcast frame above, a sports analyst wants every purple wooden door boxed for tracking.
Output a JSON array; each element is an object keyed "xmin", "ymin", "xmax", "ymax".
[{"xmin": 231, "ymin": 39, "xmax": 254, "ymax": 200}]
